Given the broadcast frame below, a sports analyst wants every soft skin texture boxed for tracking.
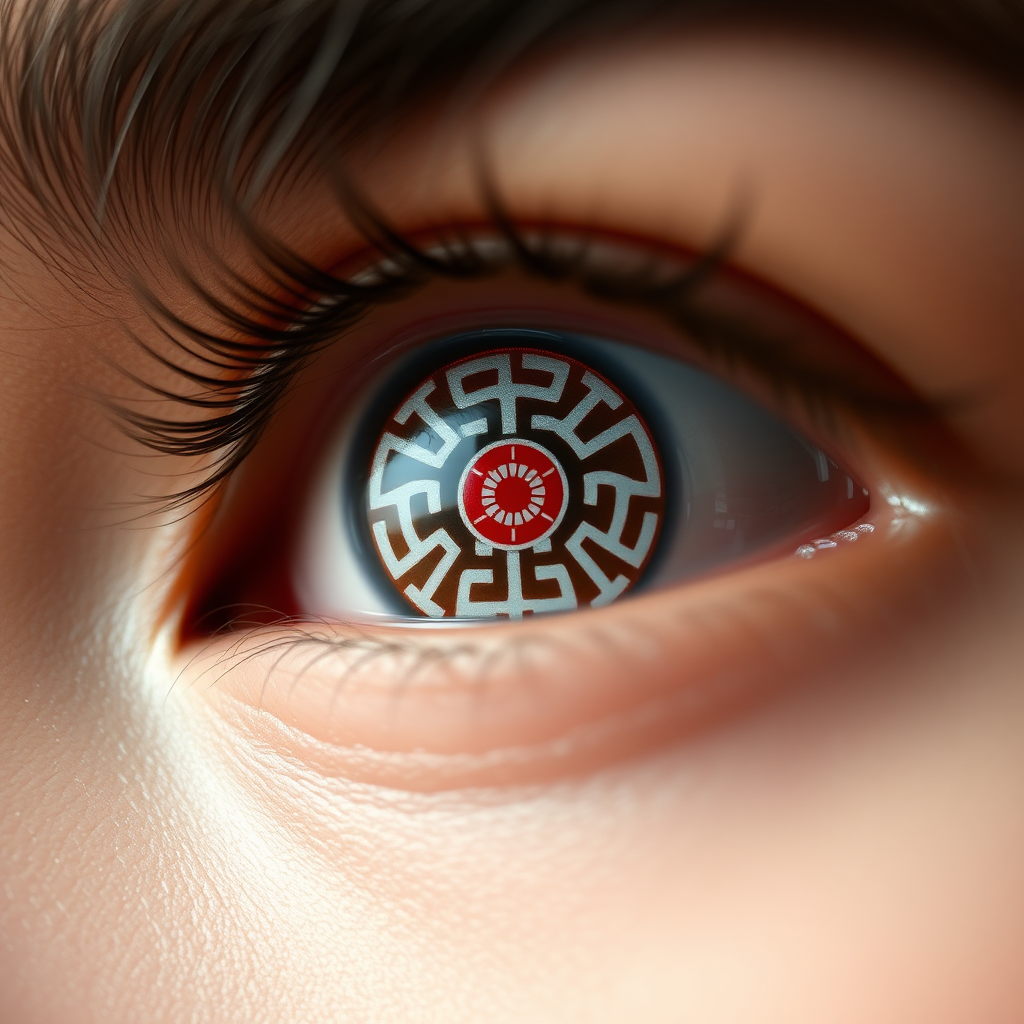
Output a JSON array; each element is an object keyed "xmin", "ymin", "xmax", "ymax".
[{"xmin": 2, "ymin": 31, "xmax": 1024, "ymax": 1024}]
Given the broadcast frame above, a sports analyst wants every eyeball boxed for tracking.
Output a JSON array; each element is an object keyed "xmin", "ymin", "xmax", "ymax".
[{"xmin": 295, "ymin": 328, "xmax": 868, "ymax": 622}]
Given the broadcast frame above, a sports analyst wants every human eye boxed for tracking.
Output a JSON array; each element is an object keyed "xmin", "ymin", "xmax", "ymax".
[
  {"xmin": 187, "ymin": 244, "xmax": 873, "ymax": 629},
  {"xmin": 167, "ymin": 193, "xmax": 942, "ymax": 787},
  {"xmin": 134, "ymin": 25, "xmax": 1024, "ymax": 801},
  {"xmin": 143, "ymin": 21, "xmax": 1024, "ymax": 789}
]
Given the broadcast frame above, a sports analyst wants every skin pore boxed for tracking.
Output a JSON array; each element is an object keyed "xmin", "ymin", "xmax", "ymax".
[{"xmin": 2, "ymin": 18, "xmax": 1024, "ymax": 1024}]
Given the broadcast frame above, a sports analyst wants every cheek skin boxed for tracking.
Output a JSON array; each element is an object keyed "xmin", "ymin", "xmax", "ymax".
[
  {"xmin": 0, "ymin": 280, "xmax": 250, "ymax": 1019},
  {"xmin": 1, "ymin": 34, "xmax": 1023, "ymax": 1024},
  {"xmin": 180, "ymin": 542, "xmax": 1024, "ymax": 1024}
]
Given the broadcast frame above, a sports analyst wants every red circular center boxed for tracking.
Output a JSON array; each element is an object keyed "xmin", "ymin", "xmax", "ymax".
[
  {"xmin": 493, "ymin": 474, "xmax": 533, "ymax": 515},
  {"xmin": 459, "ymin": 440, "xmax": 567, "ymax": 549}
]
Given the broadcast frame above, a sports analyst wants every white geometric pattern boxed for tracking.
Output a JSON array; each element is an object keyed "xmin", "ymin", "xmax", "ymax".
[{"xmin": 368, "ymin": 351, "xmax": 662, "ymax": 618}]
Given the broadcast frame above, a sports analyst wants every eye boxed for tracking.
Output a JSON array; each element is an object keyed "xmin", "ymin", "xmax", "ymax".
[
  {"xmin": 293, "ymin": 330, "xmax": 867, "ymax": 623},
  {"xmin": 157, "ymin": 37, "xmax": 983, "ymax": 790},
  {"xmin": 182, "ymin": 239, "xmax": 881, "ymax": 635},
  {"xmin": 171, "ymin": 203, "xmax": 945, "ymax": 787}
]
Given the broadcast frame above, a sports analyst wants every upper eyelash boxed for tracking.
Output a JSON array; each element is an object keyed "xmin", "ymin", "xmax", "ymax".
[{"xmin": 115, "ymin": 179, "xmax": 936, "ymax": 512}]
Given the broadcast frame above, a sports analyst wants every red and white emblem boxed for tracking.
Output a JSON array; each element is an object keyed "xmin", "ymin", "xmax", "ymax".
[
  {"xmin": 366, "ymin": 345, "xmax": 665, "ymax": 619},
  {"xmin": 458, "ymin": 439, "xmax": 568, "ymax": 549}
]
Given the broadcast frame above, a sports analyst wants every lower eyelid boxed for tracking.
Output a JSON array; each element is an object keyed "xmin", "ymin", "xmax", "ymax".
[{"xmin": 179, "ymin": 496, "xmax": 956, "ymax": 791}]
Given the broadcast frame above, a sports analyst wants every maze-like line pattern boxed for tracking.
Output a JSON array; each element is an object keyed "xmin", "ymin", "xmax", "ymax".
[{"xmin": 368, "ymin": 350, "xmax": 662, "ymax": 618}]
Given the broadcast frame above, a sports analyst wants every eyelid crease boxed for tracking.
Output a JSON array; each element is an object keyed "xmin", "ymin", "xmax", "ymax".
[{"xmin": 115, "ymin": 178, "xmax": 943, "ymax": 513}]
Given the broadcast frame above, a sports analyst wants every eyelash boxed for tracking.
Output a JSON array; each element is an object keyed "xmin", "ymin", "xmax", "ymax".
[{"xmin": 116, "ymin": 179, "xmax": 934, "ymax": 512}]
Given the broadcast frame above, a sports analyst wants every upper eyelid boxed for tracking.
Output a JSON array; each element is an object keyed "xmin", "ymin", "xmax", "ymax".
[{"xmin": 113, "ymin": 184, "xmax": 941, "ymax": 514}]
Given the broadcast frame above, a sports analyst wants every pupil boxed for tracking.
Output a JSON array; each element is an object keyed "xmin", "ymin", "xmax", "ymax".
[
  {"xmin": 462, "ymin": 441, "xmax": 562, "ymax": 541},
  {"xmin": 494, "ymin": 474, "xmax": 532, "ymax": 514}
]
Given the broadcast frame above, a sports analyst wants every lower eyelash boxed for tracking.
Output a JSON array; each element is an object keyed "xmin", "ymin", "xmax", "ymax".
[
  {"xmin": 180, "ymin": 617, "xmax": 505, "ymax": 715},
  {"xmin": 174, "ymin": 528, "xmax": 896, "ymax": 780}
]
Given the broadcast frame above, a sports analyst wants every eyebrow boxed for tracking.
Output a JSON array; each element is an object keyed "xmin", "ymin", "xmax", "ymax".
[{"xmin": 2, "ymin": 0, "xmax": 1024, "ymax": 262}]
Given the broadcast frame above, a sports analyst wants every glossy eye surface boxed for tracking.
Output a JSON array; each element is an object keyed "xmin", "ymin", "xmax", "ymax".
[{"xmin": 295, "ymin": 328, "xmax": 868, "ymax": 622}]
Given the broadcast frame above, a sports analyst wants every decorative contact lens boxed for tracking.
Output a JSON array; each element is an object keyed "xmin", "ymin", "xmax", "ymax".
[{"xmin": 366, "ymin": 348, "xmax": 666, "ymax": 618}]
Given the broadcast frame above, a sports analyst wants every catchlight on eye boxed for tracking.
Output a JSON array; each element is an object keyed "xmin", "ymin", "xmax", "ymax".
[{"xmin": 366, "ymin": 348, "xmax": 665, "ymax": 619}]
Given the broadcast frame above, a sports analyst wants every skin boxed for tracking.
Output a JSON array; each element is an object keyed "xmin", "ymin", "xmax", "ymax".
[{"xmin": 2, "ymin": 28, "xmax": 1024, "ymax": 1024}]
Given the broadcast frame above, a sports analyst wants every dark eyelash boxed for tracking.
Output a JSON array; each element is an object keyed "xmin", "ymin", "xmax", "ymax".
[{"xmin": 116, "ymin": 175, "xmax": 936, "ymax": 512}]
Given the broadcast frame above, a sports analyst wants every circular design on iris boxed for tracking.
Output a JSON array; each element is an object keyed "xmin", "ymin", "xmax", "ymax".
[
  {"xmin": 458, "ymin": 439, "xmax": 568, "ymax": 550},
  {"xmin": 365, "ymin": 343, "xmax": 666, "ymax": 620}
]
